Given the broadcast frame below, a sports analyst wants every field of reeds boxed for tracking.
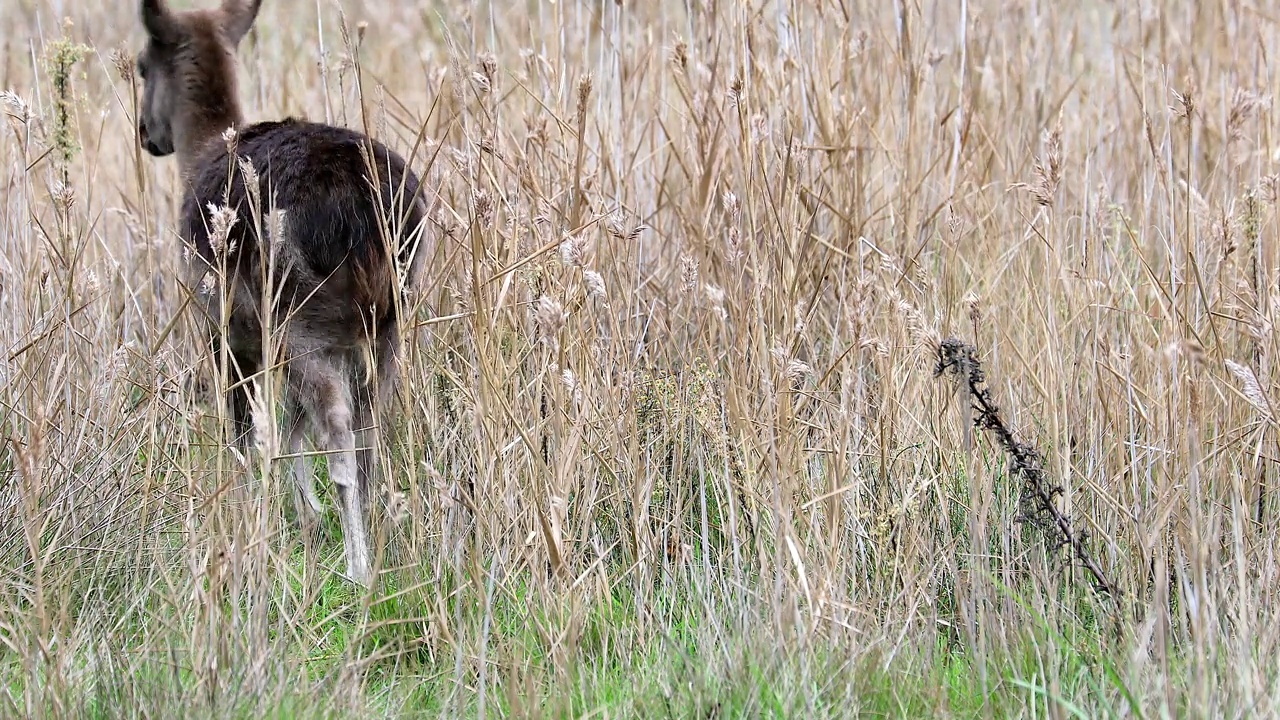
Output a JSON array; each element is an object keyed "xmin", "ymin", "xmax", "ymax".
[{"xmin": 3, "ymin": 0, "xmax": 1280, "ymax": 716}]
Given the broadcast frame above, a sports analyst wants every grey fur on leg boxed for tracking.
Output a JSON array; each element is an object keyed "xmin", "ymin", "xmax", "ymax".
[
  {"xmin": 284, "ymin": 409, "xmax": 323, "ymax": 521},
  {"xmin": 291, "ymin": 352, "xmax": 373, "ymax": 586}
]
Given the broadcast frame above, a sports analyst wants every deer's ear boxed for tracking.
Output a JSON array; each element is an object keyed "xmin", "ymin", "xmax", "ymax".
[
  {"xmin": 141, "ymin": 0, "xmax": 178, "ymax": 44},
  {"xmin": 221, "ymin": 0, "xmax": 263, "ymax": 45}
]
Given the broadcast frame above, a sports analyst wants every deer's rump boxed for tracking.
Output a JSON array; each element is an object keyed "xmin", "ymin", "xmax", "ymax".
[{"xmin": 180, "ymin": 118, "xmax": 425, "ymax": 351}]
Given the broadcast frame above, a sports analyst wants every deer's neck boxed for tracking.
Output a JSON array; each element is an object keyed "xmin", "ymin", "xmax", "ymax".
[{"xmin": 176, "ymin": 87, "xmax": 246, "ymax": 182}]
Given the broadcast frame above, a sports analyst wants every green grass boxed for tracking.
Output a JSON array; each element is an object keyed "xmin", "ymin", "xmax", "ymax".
[
  {"xmin": 1, "ymin": 530, "xmax": 1135, "ymax": 719},
  {"xmin": 12, "ymin": 561, "xmax": 1121, "ymax": 717}
]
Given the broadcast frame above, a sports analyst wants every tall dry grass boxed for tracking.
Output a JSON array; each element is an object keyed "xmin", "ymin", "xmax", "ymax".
[{"xmin": 2, "ymin": 0, "xmax": 1280, "ymax": 716}]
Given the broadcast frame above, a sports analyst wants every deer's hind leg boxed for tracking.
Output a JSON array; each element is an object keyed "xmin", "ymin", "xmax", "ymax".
[
  {"xmin": 283, "ymin": 400, "xmax": 323, "ymax": 523},
  {"xmin": 353, "ymin": 325, "xmax": 401, "ymax": 512},
  {"xmin": 290, "ymin": 350, "xmax": 372, "ymax": 586},
  {"xmin": 225, "ymin": 346, "xmax": 260, "ymax": 451}
]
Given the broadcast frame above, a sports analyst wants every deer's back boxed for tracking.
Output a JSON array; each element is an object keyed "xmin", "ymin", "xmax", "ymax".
[{"xmin": 180, "ymin": 118, "xmax": 424, "ymax": 350}]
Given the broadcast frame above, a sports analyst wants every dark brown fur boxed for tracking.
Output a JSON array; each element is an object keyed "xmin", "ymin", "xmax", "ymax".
[
  {"xmin": 184, "ymin": 118, "xmax": 423, "ymax": 447},
  {"xmin": 137, "ymin": 0, "xmax": 427, "ymax": 585}
]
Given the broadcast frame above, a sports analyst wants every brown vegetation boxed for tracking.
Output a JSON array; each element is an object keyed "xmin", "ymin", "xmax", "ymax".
[{"xmin": 1, "ymin": 0, "xmax": 1279, "ymax": 716}]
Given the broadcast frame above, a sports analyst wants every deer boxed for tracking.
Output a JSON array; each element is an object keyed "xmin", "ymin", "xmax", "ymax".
[{"xmin": 135, "ymin": 0, "xmax": 429, "ymax": 586}]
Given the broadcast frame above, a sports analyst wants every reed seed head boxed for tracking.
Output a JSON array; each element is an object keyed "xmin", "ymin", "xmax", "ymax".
[
  {"xmin": 109, "ymin": 47, "xmax": 134, "ymax": 82},
  {"xmin": 559, "ymin": 235, "xmax": 586, "ymax": 267},
  {"xmin": 206, "ymin": 202, "xmax": 239, "ymax": 255},
  {"xmin": 222, "ymin": 127, "xmax": 238, "ymax": 154},
  {"xmin": 535, "ymin": 294, "xmax": 568, "ymax": 342},
  {"xmin": 583, "ymin": 270, "xmax": 606, "ymax": 302},
  {"xmin": 679, "ymin": 253, "xmax": 699, "ymax": 293}
]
